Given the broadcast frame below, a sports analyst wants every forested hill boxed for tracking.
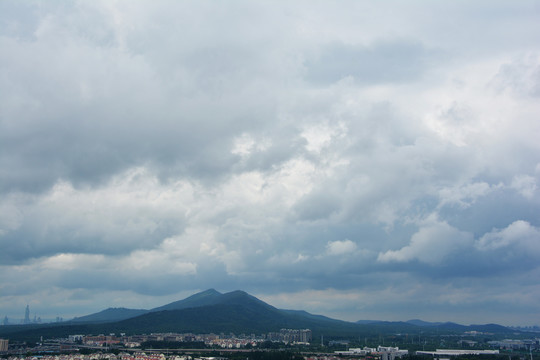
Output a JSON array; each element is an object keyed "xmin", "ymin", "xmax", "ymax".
[{"xmin": 0, "ymin": 289, "xmax": 515, "ymax": 342}]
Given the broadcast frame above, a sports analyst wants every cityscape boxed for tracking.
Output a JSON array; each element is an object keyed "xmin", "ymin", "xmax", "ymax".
[
  {"xmin": 1, "ymin": 328, "xmax": 539, "ymax": 360},
  {"xmin": 2, "ymin": 305, "xmax": 62, "ymax": 326}
]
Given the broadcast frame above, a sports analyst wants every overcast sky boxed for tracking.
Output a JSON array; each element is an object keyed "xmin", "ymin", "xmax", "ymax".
[{"xmin": 1, "ymin": 1, "xmax": 540, "ymax": 326}]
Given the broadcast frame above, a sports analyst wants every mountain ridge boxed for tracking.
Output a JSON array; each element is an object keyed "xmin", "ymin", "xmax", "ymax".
[
  {"xmin": 72, "ymin": 290, "xmax": 515, "ymax": 334},
  {"xmin": 151, "ymin": 288, "xmax": 223, "ymax": 312},
  {"xmin": 71, "ymin": 289, "xmax": 285, "ymax": 324},
  {"xmin": 71, "ymin": 308, "xmax": 149, "ymax": 323},
  {"xmin": 70, "ymin": 289, "xmax": 225, "ymax": 323},
  {"xmin": 0, "ymin": 289, "xmax": 516, "ymax": 342}
]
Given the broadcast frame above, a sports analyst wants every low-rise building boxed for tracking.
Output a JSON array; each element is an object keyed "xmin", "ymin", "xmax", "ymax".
[
  {"xmin": 416, "ymin": 349, "xmax": 499, "ymax": 358},
  {"xmin": 335, "ymin": 346, "xmax": 408, "ymax": 360}
]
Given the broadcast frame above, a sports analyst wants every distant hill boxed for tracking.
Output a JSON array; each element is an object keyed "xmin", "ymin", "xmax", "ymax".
[
  {"xmin": 406, "ymin": 319, "xmax": 444, "ymax": 327},
  {"xmin": 468, "ymin": 323, "xmax": 512, "ymax": 333},
  {"xmin": 358, "ymin": 319, "xmax": 446, "ymax": 327},
  {"xmin": 358, "ymin": 319, "xmax": 512, "ymax": 334},
  {"xmin": 69, "ymin": 289, "xmax": 223, "ymax": 323},
  {"xmin": 356, "ymin": 320, "xmax": 383, "ymax": 324},
  {"xmin": 412, "ymin": 321, "xmax": 509, "ymax": 333},
  {"xmin": 71, "ymin": 308, "xmax": 149, "ymax": 323}
]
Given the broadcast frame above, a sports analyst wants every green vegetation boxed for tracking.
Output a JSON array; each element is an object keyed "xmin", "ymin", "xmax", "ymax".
[
  {"xmin": 140, "ymin": 340, "xmax": 207, "ymax": 349},
  {"xmin": 228, "ymin": 351, "xmax": 303, "ymax": 360}
]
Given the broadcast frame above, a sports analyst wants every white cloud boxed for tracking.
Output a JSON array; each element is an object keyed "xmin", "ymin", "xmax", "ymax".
[
  {"xmin": 378, "ymin": 218, "xmax": 474, "ymax": 265},
  {"xmin": 41, "ymin": 253, "xmax": 107, "ymax": 271},
  {"xmin": 491, "ymin": 54, "xmax": 540, "ymax": 98},
  {"xmin": 476, "ymin": 220, "xmax": 540, "ymax": 254},
  {"xmin": 438, "ymin": 182, "xmax": 499, "ymax": 208},
  {"xmin": 301, "ymin": 121, "xmax": 346, "ymax": 153},
  {"xmin": 231, "ymin": 133, "xmax": 271, "ymax": 157},
  {"xmin": 511, "ymin": 175, "xmax": 537, "ymax": 199},
  {"xmin": 326, "ymin": 239, "xmax": 357, "ymax": 256}
]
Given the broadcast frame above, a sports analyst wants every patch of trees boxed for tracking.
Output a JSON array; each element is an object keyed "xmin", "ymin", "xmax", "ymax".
[
  {"xmin": 140, "ymin": 340, "xmax": 207, "ymax": 349},
  {"xmin": 234, "ymin": 351, "xmax": 303, "ymax": 360}
]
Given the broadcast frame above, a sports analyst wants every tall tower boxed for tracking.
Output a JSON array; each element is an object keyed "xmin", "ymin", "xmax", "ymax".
[{"xmin": 24, "ymin": 305, "xmax": 30, "ymax": 324}]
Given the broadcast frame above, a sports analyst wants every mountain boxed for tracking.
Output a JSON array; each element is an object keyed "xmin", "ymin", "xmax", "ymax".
[
  {"xmin": 107, "ymin": 290, "xmax": 362, "ymax": 336},
  {"xmin": 356, "ymin": 320, "xmax": 383, "ymax": 324},
  {"xmin": 69, "ymin": 289, "xmax": 223, "ymax": 323},
  {"xmin": 72, "ymin": 289, "xmax": 278, "ymax": 324},
  {"xmin": 359, "ymin": 319, "xmax": 512, "ymax": 334},
  {"xmin": 71, "ymin": 308, "xmax": 149, "ymax": 323},
  {"xmin": 0, "ymin": 290, "xmax": 362, "ymax": 341},
  {"xmin": 467, "ymin": 323, "xmax": 512, "ymax": 333},
  {"xmin": 281, "ymin": 309, "xmax": 341, "ymax": 323},
  {"xmin": 150, "ymin": 288, "xmax": 222, "ymax": 312},
  {"xmin": 406, "ymin": 319, "xmax": 444, "ymax": 327},
  {"xmin": 357, "ymin": 319, "xmax": 444, "ymax": 327},
  {"xmin": 0, "ymin": 289, "xmax": 516, "ymax": 343}
]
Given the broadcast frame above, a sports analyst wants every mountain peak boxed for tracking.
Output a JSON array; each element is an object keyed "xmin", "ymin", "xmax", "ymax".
[
  {"xmin": 225, "ymin": 290, "xmax": 249, "ymax": 297},
  {"xmin": 200, "ymin": 288, "xmax": 222, "ymax": 296},
  {"xmin": 151, "ymin": 288, "xmax": 223, "ymax": 312},
  {"xmin": 223, "ymin": 290, "xmax": 257, "ymax": 299},
  {"xmin": 217, "ymin": 290, "xmax": 277, "ymax": 312}
]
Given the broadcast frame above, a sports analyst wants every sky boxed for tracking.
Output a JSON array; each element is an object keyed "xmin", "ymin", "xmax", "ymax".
[{"xmin": 1, "ymin": 1, "xmax": 540, "ymax": 327}]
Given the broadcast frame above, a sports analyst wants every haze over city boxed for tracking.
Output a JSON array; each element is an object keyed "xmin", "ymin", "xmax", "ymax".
[{"xmin": 1, "ymin": 1, "xmax": 539, "ymax": 327}]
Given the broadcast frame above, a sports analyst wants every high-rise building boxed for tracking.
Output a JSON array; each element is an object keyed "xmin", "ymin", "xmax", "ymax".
[
  {"xmin": 0, "ymin": 338, "xmax": 9, "ymax": 352},
  {"xmin": 24, "ymin": 305, "xmax": 30, "ymax": 324},
  {"xmin": 277, "ymin": 329, "xmax": 312, "ymax": 344}
]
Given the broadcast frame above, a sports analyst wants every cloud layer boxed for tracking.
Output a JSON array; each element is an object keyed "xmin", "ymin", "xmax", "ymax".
[{"xmin": 1, "ymin": 0, "xmax": 540, "ymax": 325}]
